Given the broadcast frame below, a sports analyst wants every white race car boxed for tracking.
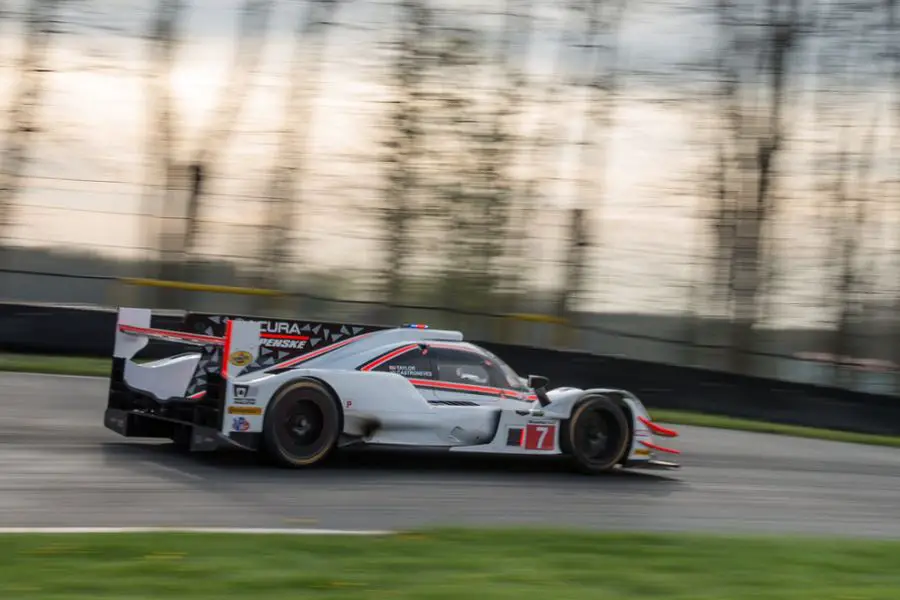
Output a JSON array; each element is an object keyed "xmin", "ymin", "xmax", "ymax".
[{"xmin": 104, "ymin": 307, "xmax": 681, "ymax": 474}]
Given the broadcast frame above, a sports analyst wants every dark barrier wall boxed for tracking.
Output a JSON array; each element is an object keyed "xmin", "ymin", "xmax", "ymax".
[
  {"xmin": 0, "ymin": 302, "xmax": 182, "ymax": 358},
  {"xmin": 2, "ymin": 302, "xmax": 899, "ymax": 436}
]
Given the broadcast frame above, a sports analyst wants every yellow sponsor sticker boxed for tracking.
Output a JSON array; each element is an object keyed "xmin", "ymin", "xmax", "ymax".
[
  {"xmin": 229, "ymin": 351, "xmax": 253, "ymax": 367},
  {"xmin": 635, "ymin": 448, "xmax": 651, "ymax": 456},
  {"xmin": 227, "ymin": 406, "xmax": 262, "ymax": 416}
]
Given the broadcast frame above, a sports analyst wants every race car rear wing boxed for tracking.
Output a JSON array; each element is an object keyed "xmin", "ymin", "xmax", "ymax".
[
  {"xmin": 106, "ymin": 310, "xmax": 268, "ymax": 448},
  {"xmin": 111, "ymin": 306, "xmax": 388, "ymax": 402}
]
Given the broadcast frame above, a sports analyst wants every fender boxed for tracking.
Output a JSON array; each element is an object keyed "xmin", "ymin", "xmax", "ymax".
[{"xmin": 542, "ymin": 387, "xmax": 650, "ymax": 421}]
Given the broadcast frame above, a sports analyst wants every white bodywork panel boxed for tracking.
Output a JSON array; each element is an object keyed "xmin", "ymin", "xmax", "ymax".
[
  {"xmin": 112, "ymin": 307, "xmax": 677, "ymax": 465},
  {"xmin": 126, "ymin": 354, "xmax": 202, "ymax": 402}
]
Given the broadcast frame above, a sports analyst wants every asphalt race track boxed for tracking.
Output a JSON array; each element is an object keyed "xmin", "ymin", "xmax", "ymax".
[{"xmin": 2, "ymin": 372, "xmax": 900, "ymax": 537}]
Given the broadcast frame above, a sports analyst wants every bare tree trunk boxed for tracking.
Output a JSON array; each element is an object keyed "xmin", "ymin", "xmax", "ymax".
[{"xmin": 0, "ymin": 0, "xmax": 60, "ymax": 263}]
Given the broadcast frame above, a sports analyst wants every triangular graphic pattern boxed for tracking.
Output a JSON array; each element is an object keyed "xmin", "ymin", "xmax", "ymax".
[{"xmin": 177, "ymin": 314, "xmax": 388, "ymax": 399}]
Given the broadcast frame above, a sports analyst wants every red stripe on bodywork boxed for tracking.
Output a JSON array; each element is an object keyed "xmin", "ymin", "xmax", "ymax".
[
  {"xmin": 222, "ymin": 320, "xmax": 234, "ymax": 380},
  {"xmin": 408, "ymin": 378, "xmax": 504, "ymax": 397},
  {"xmin": 360, "ymin": 344, "xmax": 420, "ymax": 372},
  {"xmin": 119, "ymin": 324, "xmax": 223, "ymax": 346},
  {"xmin": 639, "ymin": 440, "xmax": 681, "ymax": 455},
  {"xmin": 270, "ymin": 332, "xmax": 375, "ymax": 370},
  {"xmin": 638, "ymin": 416, "xmax": 679, "ymax": 438},
  {"xmin": 261, "ymin": 334, "xmax": 309, "ymax": 341}
]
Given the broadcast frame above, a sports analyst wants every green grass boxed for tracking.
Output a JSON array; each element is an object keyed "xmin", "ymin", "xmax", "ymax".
[
  {"xmin": 1, "ymin": 530, "xmax": 899, "ymax": 599},
  {"xmin": 651, "ymin": 409, "xmax": 900, "ymax": 448},
  {"xmin": 2, "ymin": 352, "xmax": 899, "ymax": 448},
  {"xmin": 0, "ymin": 353, "xmax": 113, "ymax": 377}
]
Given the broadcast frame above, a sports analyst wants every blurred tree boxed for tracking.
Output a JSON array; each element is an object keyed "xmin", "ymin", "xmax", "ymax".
[
  {"xmin": 556, "ymin": 0, "xmax": 627, "ymax": 321},
  {"xmin": 494, "ymin": 0, "xmax": 539, "ymax": 311},
  {"xmin": 886, "ymin": 0, "xmax": 900, "ymax": 393},
  {"xmin": 255, "ymin": 0, "xmax": 340, "ymax": 310},
  {"xmin": 0, "ymin": 0, "xmax": 61, "ymax": 263},
  {"xmin": 181, "ymin": 0, "xmax": 274, "ymax": 259},
  {"xmin": 505, "ymin": 5, "xmax": 583, "ymax": 314},
  {"xmin": 470, "ymin": 0, "xmax": 534, "ymax": 315},
  {"xmin": 144, "ymin": 0, "xmax": 274, "ymax": 306},
  {"xmin": 143, "ymin": 0, "xmax": 184, "ymax": 304},
  {"xmin": 810, "ymin": 4, "xmax": 879, "ymax": 389},
  {"xmin": 419, "ymin": 4, "xmax": 535, "ymax": 320},
  {"xmin": 708, "ymin": 0, "xmax": 804, "ymax": 372},
  {"xmin": 707, "ymin": 0, "xmax": 739, "ymax": 320},
  {"xmin": 429, "ymin": 25, "xmax": 488, "ymax": 311},
  {"xmin": 379, "ymin": 0, "xmax": 431, "ymax": 320}
]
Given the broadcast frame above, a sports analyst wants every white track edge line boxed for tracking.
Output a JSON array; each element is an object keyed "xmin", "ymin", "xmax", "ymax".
[{"xmin": 0, "ymin": 527, "xmax": 394, "ymax": 535}]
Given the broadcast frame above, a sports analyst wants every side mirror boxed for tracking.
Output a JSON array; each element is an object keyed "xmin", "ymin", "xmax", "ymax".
[
  {"xmin": 527, "ymin": 375, "xmax": 551, "ymax": 407},
  {"xmin": 527, "ymin": 374, "xmax": 549, "ymax": 390}
]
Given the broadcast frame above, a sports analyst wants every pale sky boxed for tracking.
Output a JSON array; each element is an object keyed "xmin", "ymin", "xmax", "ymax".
[{"xmin": 1, "ymin": 0, "xmax": 898, "ymax": 327}]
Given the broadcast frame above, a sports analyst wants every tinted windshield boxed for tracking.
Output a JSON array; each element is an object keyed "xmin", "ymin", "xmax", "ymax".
[{"xmin": 479, "ymin": 348, "xmax": 527, "ymax": 391}]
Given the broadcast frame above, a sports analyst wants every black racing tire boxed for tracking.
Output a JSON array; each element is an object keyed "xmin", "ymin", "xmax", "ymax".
[
  {"xmin": 261, "ymin": 379, "xmax": 342, "ymax": 468},
  {"xmin": 561, "ymin": 395, "xmax": 631, "ymax": 474}
]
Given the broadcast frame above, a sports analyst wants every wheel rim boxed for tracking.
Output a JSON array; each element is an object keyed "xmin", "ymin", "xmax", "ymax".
[
  {"xmin": 578, "ymin": 411, "xmax": 610, "ymax": 458},
  {"xmin": 275, "ymin": 397, "xmax": 328, "ymax": 458},
  {"xmin": 574, "ymin": 406, "xmax": 624, "ymax": 465}
]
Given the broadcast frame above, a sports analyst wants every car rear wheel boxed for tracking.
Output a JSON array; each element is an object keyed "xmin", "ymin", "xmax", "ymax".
[
  {"xmin": 262, "ymin": 379, "xmax": 342, "ymax": 468},
  {"xmin": 562, "ymin": 395, "xmax": 630, "ymax": 474}
]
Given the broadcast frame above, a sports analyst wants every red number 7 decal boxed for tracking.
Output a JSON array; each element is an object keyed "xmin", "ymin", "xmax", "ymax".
[{"xmin": 524, "ymin": 423, "xmax": 556, "ymax": 450}]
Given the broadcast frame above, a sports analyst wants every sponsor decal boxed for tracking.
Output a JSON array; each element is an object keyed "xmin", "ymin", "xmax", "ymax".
[
  {"xmin": 229, "ymin": 351, "xmax": 253, "ymax": 367},
  {"xmin": 387, "ymin": 364, "xmax": 432, "ymax": 378},
  {"xmin": 258, "ymin": 321, "xmax": 308, "ymax": 336},
  {"xmin": 634, "ymin": 448, "xmax": 651, "ymax": 457},
  {"xmin": 231, "ymin": 384, "xmax": 256, "ymax": 404},
  {"xmin": 262, "ymin": 338, "xmax": 308, "ymax": 350},
  {"xmin": 228, "ymin": 406, "xmax": 262, "ymax": 416},
  {"xmin": 232, "ymin": 416, "xmax": 250, "ymax": 432}
]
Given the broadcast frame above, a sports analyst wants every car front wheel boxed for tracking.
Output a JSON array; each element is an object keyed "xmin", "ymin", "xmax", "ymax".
[{"xmin": 561, "ymin": 394, "xmax": 631, "ymax": 474}]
